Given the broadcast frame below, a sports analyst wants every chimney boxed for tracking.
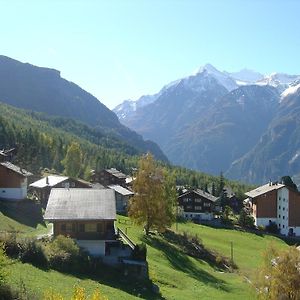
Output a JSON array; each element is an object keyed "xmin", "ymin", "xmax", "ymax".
[{"xmin": 46, "ymin": 176, "xmax": 49, "ymax": 185}]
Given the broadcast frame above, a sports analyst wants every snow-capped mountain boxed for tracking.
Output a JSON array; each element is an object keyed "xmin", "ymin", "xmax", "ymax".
[
  {"xmin": 256, "ymin": 73, "xmax": 300, "ymax": 92},
  {"xmin": 228, "ymin": 68, "xmax": 264, "ymax": 84}
]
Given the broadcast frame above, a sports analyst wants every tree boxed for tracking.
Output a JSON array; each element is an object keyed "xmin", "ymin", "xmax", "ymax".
[
  {"xmin": 238, "ymin": 209, "xmax": 255, "ymax": 228},
  {"xmin": 61, "ymin": 142, "xmax": 82, "ymax": 178},
  {"xmin": 281, "ymin": 176, "xmax": 298, "ymax": 191},
  {"xmin": 256, "ymin": 245, "xmax": 300, "ymax": 300},
  {"xmin": 128, "ymin": 154, "xmax": 177, "ymax": 235}
]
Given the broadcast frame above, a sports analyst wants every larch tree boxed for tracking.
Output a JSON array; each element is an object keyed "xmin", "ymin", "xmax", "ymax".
[
  {"xmin": 61, "ymin": 142, "xmax": 82, "ymax": 178},
  {"xmin": 256, "ymin": 245, "xmax": 300, "ymax": 300},
  {"xmin": 128, "ymin": 154, "xmax": 177, "ymax": 235}
]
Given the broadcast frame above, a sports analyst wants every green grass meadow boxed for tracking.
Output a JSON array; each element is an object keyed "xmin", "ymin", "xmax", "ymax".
[{"xmin": 1, "ymin": 203, "xmax": 290, "ymax": 299}]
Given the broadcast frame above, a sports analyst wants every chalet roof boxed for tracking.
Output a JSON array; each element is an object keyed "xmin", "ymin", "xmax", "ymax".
[
  {"xmin": 178, "ymin": 189, "xmax": 218, "ymax": 202},
  {"xmin": 30, "ymin": 175, "xmax": 69, "ymax": 188},
  {"xmin": 0, "ymin": 162, "xmax": 32, "ymax": 177},
  {"xmin": 44, "ymin": 188, "xmax": 116, "ymax": 221},
  {"xmin": 108, "ymin": 184, "xmax": 134, "ymax": 196},
  {"xmin": 245, "ymin": 183, "xmax": 285, "ymax": 198},
  {"xmin": 105, "ymin": 168, "xmax": 127, "ymax": 179}
]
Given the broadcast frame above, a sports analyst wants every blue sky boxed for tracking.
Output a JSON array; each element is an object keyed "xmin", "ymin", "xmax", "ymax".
[{"xmin": 1, "ymin": 0, "xmax": 299, "ymax": 108}]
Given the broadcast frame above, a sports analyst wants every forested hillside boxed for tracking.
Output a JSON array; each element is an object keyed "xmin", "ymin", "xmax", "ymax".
[
  {"xmin": 0, "ymin": 102, "xmax": 252, "ymax": 198},
  {"xmin": 0, "ymin": 55, "xmax": 167, "ymax": 162}
]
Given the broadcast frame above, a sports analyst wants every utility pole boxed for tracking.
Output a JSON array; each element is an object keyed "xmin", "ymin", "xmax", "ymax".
[{"xmin": 230, "ymin": 241, "xmax": 234, "ymax": 263}]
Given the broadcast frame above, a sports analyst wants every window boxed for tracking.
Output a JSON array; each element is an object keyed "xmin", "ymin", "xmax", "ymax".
[
  {"xmin": 186, "ymin": 205, "xmax": 193, "ymax": 210},
  {"xmin": 195, "ymin": 198, "xmax": 202, "ymax": 203},
  {"xmin": 283, "ymin": 225, "xmax": 285, "ymax": 228},
  {"xmin": 278, "ymin": 224, "xmax": 281, "ymax": 227},
  {"xmin": 279, "ymin": 214, "xmax": 281, "ymax": 218},
  {"xmin": 279, "ymin": 197, "xmax": 281, "ymax": 200},
  {"xmin": 71, "ymin": 182, "xmax": 75, "ymax": 187},
  {"xmin": 283, "ymin": 198, "xmax": 285, "ymax": 202},
  {"xmin": 283, "ymin": 216, "xmax": 285, "ymax": 220},
  {"xmin": 97, "ymin": 223, "xmax": 104, "ymax": 233},
  {"xmin": 79, "ymin": 224, "xmax": 85, "ymax": 232},
  {"xmin": 203, "ymin": 202, "xmax": 210, "ymax": 207},
  {"xmin": 61, "ymin": 223, "xmax": 73, "ymax": 232},
  {"xmin": 279, "ymin": 205, "xmax": 281, "ymax": 209},
  {"xmin": 183, "ymin": 198, "xmax": 189, "ymax": 203},
  {"xmin": 283, "ymin": 207, "xmax": 285, "ymax": 211},
  {"xmin": 85, "ymin": 223, "xmax": 97, "ymax": 232},
  {"xmin": 194, "ymin": 206, "xmax": 202, "ymax": 211}
]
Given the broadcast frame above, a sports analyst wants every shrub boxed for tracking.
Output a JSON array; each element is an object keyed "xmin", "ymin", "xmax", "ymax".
[
  {"xmin": 265, "ymin": 222, "xmax": 279, "ymax": 234},
  {"xmin": 0, "ymin": 245, "xmax": 8, "ymax": 285},
  {"xmin": 19, "ymin": 239, "xmax": 48, "ymax": 268},
  {"xmin": 1, "ymin": 233, "xmax": 21, "ymax": 258},
  {"xmin": 45, "ymin": 235, "xmax": 81, "ymax": 272}
]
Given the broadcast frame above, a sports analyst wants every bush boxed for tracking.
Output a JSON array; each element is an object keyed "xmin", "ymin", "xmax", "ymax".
[
  {"xmin": 19, "ymin": 239, "xmax": 48, "ymax": 268},
  {"xmin": 265, "ymin": 222, "xmax": 279, "ymax": 234},
  {"xmin": 0, "ymin": 245, "xmax": 8, "ymax": 286},
  {"xmin": 1, "ymin": 233, "xmax": 21, "ymax": 258},
  {"xmin": 131, "ymin": 243, "xmax": 147, "ymax": 261},
  {"xmin": 45, "ymin": 235, "xmax": 82, "ymax": 272}
]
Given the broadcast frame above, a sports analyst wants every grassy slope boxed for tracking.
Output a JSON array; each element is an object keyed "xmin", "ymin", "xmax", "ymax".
[
  {"xmin": 0, "ymin": 200, "xmax": 50, "ymax": 237},
  {"xmin": 2, "ymin": 208, "xmax": 288, "ymax": 299},
  {"xmin": 117, "ymin": 216, "xmax": 289, "ymax": 299}
]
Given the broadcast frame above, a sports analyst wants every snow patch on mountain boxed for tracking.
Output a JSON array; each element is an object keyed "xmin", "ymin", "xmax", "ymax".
[{"xmin": 281, "ymin": 82, "xmax": 300, "ymax": 99}]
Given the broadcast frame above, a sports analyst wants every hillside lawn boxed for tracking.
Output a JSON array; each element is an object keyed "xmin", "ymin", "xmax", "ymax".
[
  {"xmin": 1, "ymin": 203, "xmax": 289, "ymax": 299},
  {"xmin": 0, "ymin": 200, "xmax": 51, "ymax": 237}
]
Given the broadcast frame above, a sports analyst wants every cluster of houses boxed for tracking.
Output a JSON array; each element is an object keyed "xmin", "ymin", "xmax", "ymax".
[{"xmin": 1, "ymin": 148, "xmax": 300, "ymax": 262}]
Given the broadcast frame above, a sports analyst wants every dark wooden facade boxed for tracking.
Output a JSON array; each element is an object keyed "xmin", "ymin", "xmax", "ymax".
[
  {"xmin": 92, "ymin": 169, "xmax": 127, "ymax": 187},
  {"xmin": 53, "ymin": 220, "xmax": 115, "ymax": 240},
  {"xmin": 178, "ymin": 190, "xmax": 215, "ymax": 214},
  {"xmin": 0, "ymin": 164, "xmax": 25, "ymax": 188}
]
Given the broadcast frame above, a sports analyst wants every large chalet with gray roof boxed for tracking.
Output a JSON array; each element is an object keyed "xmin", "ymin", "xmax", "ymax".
[
  {"xmin": 44, "ymin": 188, "xmax": 117, "ymax": 256},
  {"xmin": 245, "ymin": 181, "xmax": 300, "ymax": 236},
  {"xmin": 178, "ymin": 189, "xmax": 218, "ymax": 221}
]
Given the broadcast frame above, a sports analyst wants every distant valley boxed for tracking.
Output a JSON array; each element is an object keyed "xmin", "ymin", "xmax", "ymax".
[{"xmin": 114, "ymin": 64, "xmax": 300, "ymax": 185}]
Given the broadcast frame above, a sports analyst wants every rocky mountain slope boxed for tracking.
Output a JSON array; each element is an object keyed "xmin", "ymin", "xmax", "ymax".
[{"xmin": 114, "ymin": 64, "xmax": 300, "ymax": 184}]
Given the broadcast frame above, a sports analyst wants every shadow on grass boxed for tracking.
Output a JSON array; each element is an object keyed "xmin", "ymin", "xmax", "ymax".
[
  {"xmin": 141, "ymin": 235, "xmax": 231, "ymax": 293},
  {"xmin": 0, "ymin": 200, "xmax": 46, "ymax": 229},
  {"xmin": 54, "ymin": 263, "xmax": 164, "ymax": 300}
]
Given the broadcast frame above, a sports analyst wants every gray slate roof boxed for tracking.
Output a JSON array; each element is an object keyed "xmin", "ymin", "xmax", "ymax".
[
  {"xmin": 44, "ymin": 188, "xmax": 116, "ymax": 221},
  {"xmin": 178, "ymin": 189, "xmax": 218, "ymax": 202},
  {"xmin": 0, "ymin": 162, "xmax": 32, "ymax": 177},
  {"xmin": 106, "ymin": 168, "xmax": 127, "ymax": 179},
  {"xmin": 108, "ymin": 184, "xmax": 134, "ymax": 196},
  {"xmin": 245, "ymin": 183, "xmax": 285, "ymax": 198}
]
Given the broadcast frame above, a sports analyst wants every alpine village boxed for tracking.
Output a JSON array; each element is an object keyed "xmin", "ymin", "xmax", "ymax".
[{"xmin": 1, "ymin": 39, "xmax": 300, "ymax": 300}]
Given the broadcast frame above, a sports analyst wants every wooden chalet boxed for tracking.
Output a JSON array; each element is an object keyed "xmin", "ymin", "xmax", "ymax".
[
  {"xmin": 178, "ymin": 189, "xmax": 218, "ymax": 221},
  {"xmin": 108, "ymin": 184, "xmax": 134, "ymax": 213},
  {"xmin": 44, "ymin": 188, "xmax": 118, "ymax": 256},
  {"xmin": 29, "ymin": 175, "xmax": 91, "ymax": 205},
  {"xmin": 0, "ymin": 162, "xmax": 32, "ymax": 200},
  {"xmin": 92, "ymin": 168, "xmax": 127, "ymax": 187}
]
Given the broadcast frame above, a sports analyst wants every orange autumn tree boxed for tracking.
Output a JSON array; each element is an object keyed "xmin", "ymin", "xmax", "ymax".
[{"xmin": 128, "ymin": 154, "xmax": 177, "ymax": 235}]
